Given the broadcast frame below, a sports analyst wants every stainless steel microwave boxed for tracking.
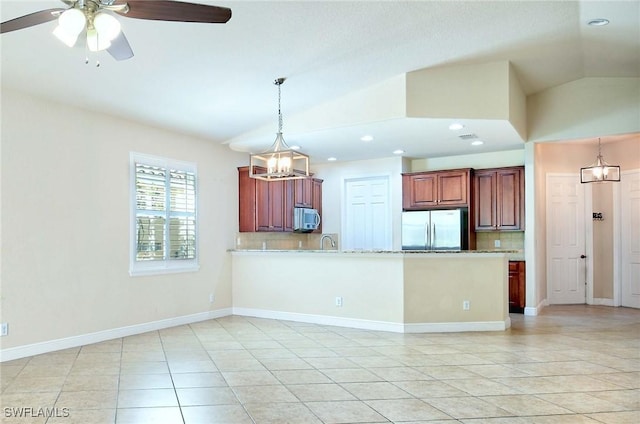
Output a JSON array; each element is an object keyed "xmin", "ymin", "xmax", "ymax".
[{"xmin": 293, "ymin": 207, "xmax": 320, "ymax": 232}]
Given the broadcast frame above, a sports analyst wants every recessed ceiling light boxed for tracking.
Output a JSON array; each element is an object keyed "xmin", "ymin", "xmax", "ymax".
[
  {"xmin": 360, "ymin": 135, "xmax": 374, "ymax": 142},
  {"xmin": 393, "ymin": 149, "xmax": 405, "ymax": 155},
  {"xmin": 327, "ymin": 157, "xmax": 337, "ymax": 161},
  {"xmin": 471, "ymin": 140, "xmax": 484, "ymax": 146},
  {"xmin": 449, "ymin": 123, "xmax": 464, "ymax": 131},
  {"xmin": 290, "ymin": 145, "xmax": 301, "ymax": 150},
  {"xmin": 587, "ymin": 18, "xmax": 609, "ymax": 26}
]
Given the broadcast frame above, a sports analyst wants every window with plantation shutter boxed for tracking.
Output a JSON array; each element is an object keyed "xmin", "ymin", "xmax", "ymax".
[{"xmin": 130, "ymin": 153, "xmax": 198, "ymax": 276}]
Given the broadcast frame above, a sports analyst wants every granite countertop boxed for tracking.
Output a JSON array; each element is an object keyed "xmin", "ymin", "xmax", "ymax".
[{"xmin": 230, "ymin": 249, "xmax": 523, "ymax": 257}]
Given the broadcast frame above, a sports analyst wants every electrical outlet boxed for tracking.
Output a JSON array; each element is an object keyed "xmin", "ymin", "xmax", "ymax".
[
  {"xmin": 209, "ymin": 293, "xmax": 215, "ymax": 303},
  {"xmin": 335, "ymin": 296, "xmax": 343, "ymax": 307},
  {"xmin": 463, "ymin": 301, "xmax": 470, "ymax": 311},
  {"xmin": 494, "ymin": 239, "xmax": 501, "ymax": 248},
  {"xmin": 1, "ymin": 323, "xmax": 8, "ymax": 336}
]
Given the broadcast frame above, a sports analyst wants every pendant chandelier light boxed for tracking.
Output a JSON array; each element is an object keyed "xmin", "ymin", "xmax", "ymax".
[
  {"xmin": 580, "ymin": 138, "xmax": 620, "ymax": 183},
  {"xmin": 249, "ymin": 78, "xmax": 310, "ymax": 181}
]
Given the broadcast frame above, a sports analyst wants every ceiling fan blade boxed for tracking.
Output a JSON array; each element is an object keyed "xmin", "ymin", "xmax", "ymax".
[
  {"xmin": 1, "ymin": 8, "xmax": 65, "ymax": 34},
  {"xmin": 115, "ymin": 1, "xmax": 231, "ymax": 23},
  {"xmin": 107, "ymin": 31, "xmax": 134, "ymax": 61}
]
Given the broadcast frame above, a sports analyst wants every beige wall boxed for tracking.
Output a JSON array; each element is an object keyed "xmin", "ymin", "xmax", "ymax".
[
  {"xmin": 410, "ymin": 149, "xmax": 524, "ymax": 172},
  {"xmin": 232, "ymin": 252, "xmax": 406, "ymax": 324},
  {"xmin": 528, "ymin": 78, "xmax": 640, "ymax": 142},
  {"xmin": 1, "ymin": 89, "xmax": 246, "ymax": 349},
  {"xmin": 592, "ymin": 183, "xmax": 614, "ymax": 299},
  {"xmin": 406, "ymin": 61, "xmax": 512, "ymax": 120},
  {"xmin": 403, "ymin": 255, "xmax": 508, "ymax": 324}
]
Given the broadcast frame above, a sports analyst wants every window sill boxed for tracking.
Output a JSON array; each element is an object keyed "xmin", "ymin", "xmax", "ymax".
[{"xmin": 129, "ymin": 264, "xmax": 200, "ymax": 277}]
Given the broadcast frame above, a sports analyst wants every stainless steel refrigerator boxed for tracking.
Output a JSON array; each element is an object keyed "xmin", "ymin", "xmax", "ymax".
[{"xmin": 401, "ymin": 209, "xmax": 467, "ymax": 250}]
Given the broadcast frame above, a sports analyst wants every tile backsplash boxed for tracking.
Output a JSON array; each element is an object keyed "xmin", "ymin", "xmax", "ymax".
[
  {"xmin": 235, "ymin": 232, "xmax": 339, "ymax": 250},
  {"xmin": 236, "ymin": 231, "xmax": 521, "ymax": 253},
  {"xmin": 476, "ymin": 231, "xmax": 524, "ymax": 250}
]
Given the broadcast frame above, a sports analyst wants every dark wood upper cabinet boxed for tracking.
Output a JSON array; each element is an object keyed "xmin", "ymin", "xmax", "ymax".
[
  {"xmin": 402, "ymin": 169, "xmax": 471, "ymax": 210},
  {"xmin": 238, "ymin": 167, "xmax": 322, "ymax": 233},
  {"xmin": 239, "ymin": 166, "xmax": 286, "ymax": 232},
  {"xmin": 311, "ymin": 178, "xmax": 323, "ymax": 233},
  {"xmin": 294, "ymin": 178, "xmax": 313, "ymax": 208},
  {"xmin": 256, "ymin": 178, "xmax": 285, "ymax": 232},
  {"xmin": 238, "ymin": 167, "xmax": 257, "ymax": 232},
  {"xmin": 474, "ymin": 166, "xmax": 524, "ymax": 231},
  {"xmin": 474, "ymin": 171, "xmax": 497, "ymax": 231},
  {"xmin": 284, "ymin": 180, "xmax": 294, "ymax": 232}
]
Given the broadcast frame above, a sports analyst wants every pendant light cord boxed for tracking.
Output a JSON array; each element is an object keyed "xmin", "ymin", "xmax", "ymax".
[
  {"xmin": 275, "ymin": 78, "xmax": 285, "ymax": 133},
  {"xmin": 278, "ymin": 82, "xmax": 283, "ymax": 133}
]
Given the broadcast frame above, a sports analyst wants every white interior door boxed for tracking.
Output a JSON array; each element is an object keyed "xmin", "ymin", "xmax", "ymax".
[
  {"xmin": 621, "ymin": 171, "xmax": 640, "ymax": 308},
  {"xmin": 546, "ymin": 175, "xmax": 587, "ymax": 304},
  {"xmin": 343, "ymin": 176, "xmax": 391, "ymax": 251}
]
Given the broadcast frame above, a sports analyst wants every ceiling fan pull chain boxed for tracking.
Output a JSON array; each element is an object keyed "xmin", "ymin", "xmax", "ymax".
[
  {"xmin": 85, "ymin": 55, "xmax": 100, "ymax": 67},
  {"xmin": 85, "ymin": 36, "xmax": 90, "ymax": 65},
  {"xmin": 84, "ymin": 37, "xmax": 100, "ymax": 68}
]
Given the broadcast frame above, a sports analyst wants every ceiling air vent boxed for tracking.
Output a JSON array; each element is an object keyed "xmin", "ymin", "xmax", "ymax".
[{"xmin": 458, "ymin": 133, "xmax": 478, "ymax": 140}]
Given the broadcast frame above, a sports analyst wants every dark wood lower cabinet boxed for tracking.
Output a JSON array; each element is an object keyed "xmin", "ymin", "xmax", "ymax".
[{"xmin": 509, "ymin": 261, "xmax": 525, "ymax": 313}]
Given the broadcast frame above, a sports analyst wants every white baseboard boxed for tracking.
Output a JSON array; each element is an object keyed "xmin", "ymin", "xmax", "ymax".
[
  {"xmin": 0, "ymin": 308, "xmax": 232, "ymax": 362},
  {"xmin": 404, "ymin": 317, "xmax": 511, "ymax": 333},
  {"xmin": 233, "ymin": 307, "xmax": 511, "ymax": 334},
  {"xmin": 233, "ymin": 307, "xmax": 405, "ymax": 333},
  {"xmin": 524, "ymin": 298, "xmax": 548, "ymax": 316},
  {"xmin": 591, "ymin": 298, "xmax": 614, "ymax": 306}
]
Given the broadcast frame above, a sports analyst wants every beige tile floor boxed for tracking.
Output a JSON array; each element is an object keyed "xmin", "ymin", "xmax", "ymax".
[{"xmin": 1, "ymin": 305, "xmax": 638, "ymax": 423}]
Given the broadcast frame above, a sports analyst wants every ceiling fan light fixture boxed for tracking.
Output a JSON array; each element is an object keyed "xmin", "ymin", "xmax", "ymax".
[
  {"xmin": 53, "ymin": 25, "xmax": 80, "ymax": 47},
  {"xmin": 53, "ymin": 8, "xmax": 86, "ymax": 47},
  {"xmin": 58, "ymin": 8, "xmax": 86, "ymax": 34},
  {"xmin": 93, "ymin": 12, "xmax": 121, "ymax": 41}
]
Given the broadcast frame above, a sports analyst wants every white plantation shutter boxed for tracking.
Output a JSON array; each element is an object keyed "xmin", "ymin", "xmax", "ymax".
[
  {"xmin": 130, "ymin": 153, "xmax": 198, "ymax": 275},
  {"xmin": 169, "ymin": 169, "xmax": 196, "ymax": 259},
  {"xmin": 135, "ymin": 163, "xmax": 167, "ymax": 261}
]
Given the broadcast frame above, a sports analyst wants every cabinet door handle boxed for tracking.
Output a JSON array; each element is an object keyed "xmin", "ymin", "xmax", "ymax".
[{"xmin": 580, "ymin": 255, "xmax": 587, "ymax": 259}]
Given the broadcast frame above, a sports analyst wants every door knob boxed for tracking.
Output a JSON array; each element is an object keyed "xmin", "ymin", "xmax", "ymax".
[{"xmin": 580, "ymin": 255, "xmax": 587, "ymax": 259}]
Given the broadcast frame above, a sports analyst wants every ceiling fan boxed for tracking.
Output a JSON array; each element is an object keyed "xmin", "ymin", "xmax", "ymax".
[{"xmin": 0, "ymin": 0, "xmax": 232, "ymax": 61}]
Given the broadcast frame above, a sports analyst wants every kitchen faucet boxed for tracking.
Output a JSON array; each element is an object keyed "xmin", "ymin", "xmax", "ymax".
[{"xmin": 320, "ymin": 234, "xmax": 336, "ymax": 250}]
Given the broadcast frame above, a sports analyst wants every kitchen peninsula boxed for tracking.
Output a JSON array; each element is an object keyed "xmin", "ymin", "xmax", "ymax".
[{"xmin": 230, "ymin": 250, "xmax": 512, "ymax": 333}]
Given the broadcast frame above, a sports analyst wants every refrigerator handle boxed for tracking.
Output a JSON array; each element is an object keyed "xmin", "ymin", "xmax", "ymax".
[
  {"xmin": 432, "ymin": 223, "xmax": 436, "ymax": 249},
  {"xmin": 424, "ymin": 223, "xmax": 430, "ymax": 250}
]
